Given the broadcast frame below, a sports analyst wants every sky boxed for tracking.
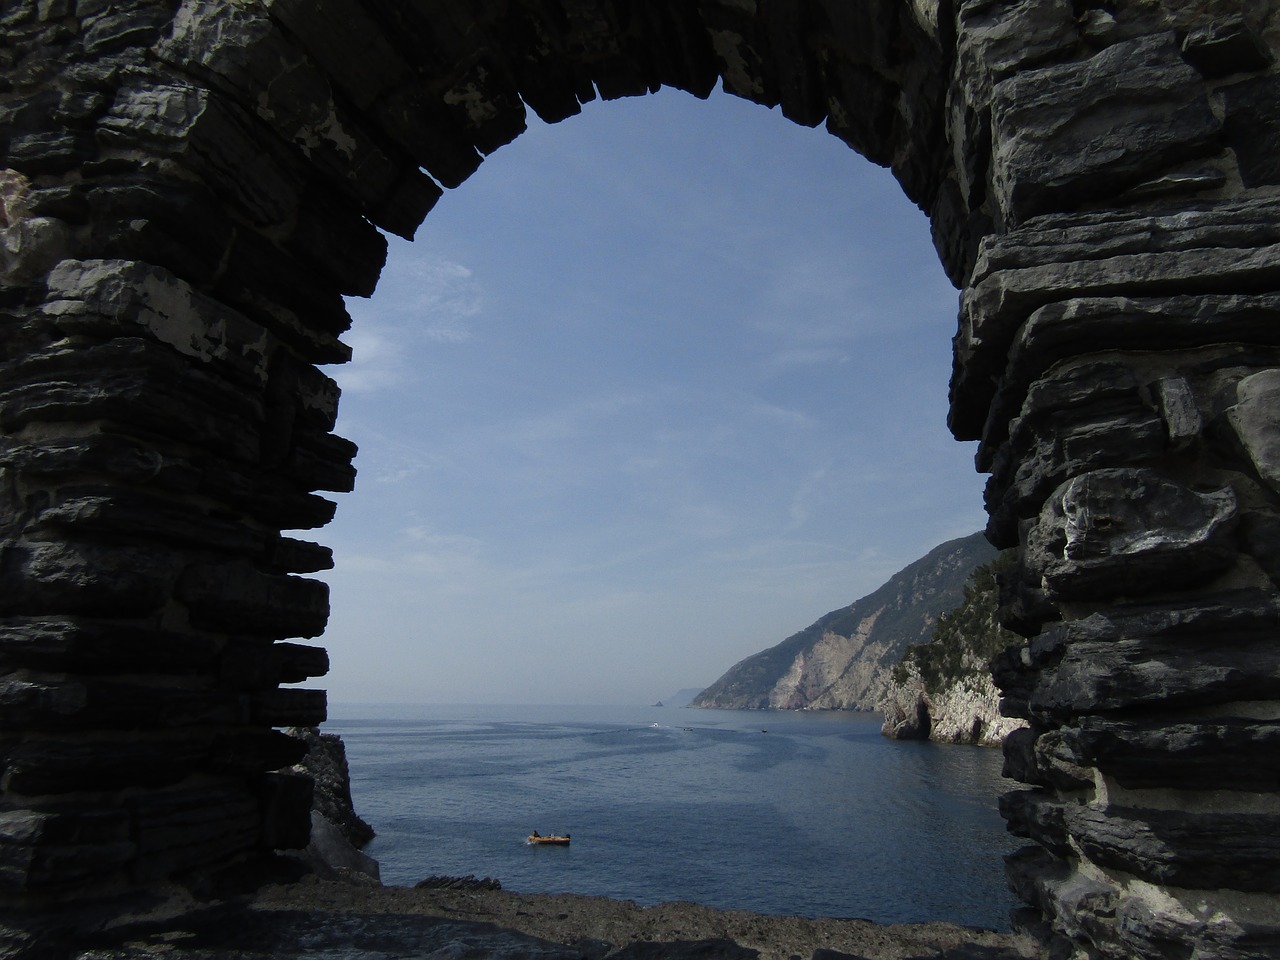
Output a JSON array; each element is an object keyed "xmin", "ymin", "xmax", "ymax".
[{"xmin": 315, "ymin": 85, "xmax": 989, "ymax": 707}]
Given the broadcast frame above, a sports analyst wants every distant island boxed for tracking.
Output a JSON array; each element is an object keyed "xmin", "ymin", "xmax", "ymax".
[
  {"xmin": 689, "ymin": 532, "xmax": 1025, "ymax": 746},
  {"xmin": 655, "ymin": 688, "xmax": 705, "ymax": 708}
]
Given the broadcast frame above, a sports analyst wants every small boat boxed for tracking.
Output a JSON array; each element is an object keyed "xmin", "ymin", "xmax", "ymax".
[{"xmin": 527, "ymin": 832, "xmax": 571, "ymax": 846}]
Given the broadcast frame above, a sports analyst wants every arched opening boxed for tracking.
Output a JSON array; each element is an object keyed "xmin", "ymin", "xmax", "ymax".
[
  {"xmin": 315, "ymin": 85, "xmax": 1014, "ymax": 926},
  {"xmin": 322, "ymin": 86, "xmax": 985, "ymax": 706}
]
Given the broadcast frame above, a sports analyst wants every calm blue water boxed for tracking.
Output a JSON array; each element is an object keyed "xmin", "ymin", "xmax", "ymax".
[{"xmin": 326, "ymin": 704, "xmax": 1019, "ymax": 930}]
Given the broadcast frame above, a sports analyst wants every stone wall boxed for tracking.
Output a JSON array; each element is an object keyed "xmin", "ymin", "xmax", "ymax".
[
  {"xmin": 2, "ymin": 1, "xmax": 1280, "ymax": 958},
  {"xmin": 951, "ymin": 7, "xmax": 1280, "ymax": 957}
]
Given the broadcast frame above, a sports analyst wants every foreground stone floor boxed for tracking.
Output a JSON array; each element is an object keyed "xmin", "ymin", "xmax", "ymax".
[{"xmin": 67, "ymin": 878, "xmax": 1037, "ymax": 960}]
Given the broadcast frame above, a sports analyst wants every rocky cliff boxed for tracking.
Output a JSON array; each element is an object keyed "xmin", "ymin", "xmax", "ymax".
[
  {"xmin": 880, "ymin": 557, "xmax": 1026, "ymax": 746},
  {"xmin": 692, "ymin": 533, "xmax": 997, "ymax": 711},
  {"xmin": 285, "ymin": 727, "xmax": 380, "ymax": 884},
  {"xmin": 881, "ymin": 674, "xmax": 1021, "ymax": 746}
]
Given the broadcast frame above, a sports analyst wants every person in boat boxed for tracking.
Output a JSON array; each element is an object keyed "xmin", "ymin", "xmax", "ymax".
[{"xmin": 532, "ymin": 831, "xmax": 540, "ymax": 838}]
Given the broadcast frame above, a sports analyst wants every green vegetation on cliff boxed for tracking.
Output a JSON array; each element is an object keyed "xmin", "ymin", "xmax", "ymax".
[
  {"xmin": 880, "ymin": 551, "xmax": 1026, "ymax": 745},
  {"xmin": 891, "ymin": 552, "xmax": 1023, "ymax": 698},
  {"xmin": 692, "ymin": 533, "xmax": 998, "ymax": 711}
]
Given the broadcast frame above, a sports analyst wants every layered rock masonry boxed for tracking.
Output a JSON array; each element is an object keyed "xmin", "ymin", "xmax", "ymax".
[
  {"xmin": 2, "ymin": 2, "xmax": 1280, "ymax": 959},
  {"xmin": 953, "ymin": 6, "xmax": 1280, "ymax": 958}
]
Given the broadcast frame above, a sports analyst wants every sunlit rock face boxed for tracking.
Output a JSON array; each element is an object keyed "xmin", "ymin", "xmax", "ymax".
[
  {"xmin": 692, "ymin": 532, "xmax": 998, "ymax": 712},
  {"xmin": 3, "ymin": 1, "xmax": 1280, "ymax": 958}
]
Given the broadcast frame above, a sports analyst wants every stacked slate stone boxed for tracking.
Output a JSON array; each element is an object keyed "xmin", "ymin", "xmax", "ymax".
[
  {"xmin": 0, "ymin": 0, "xmax": 357, "ymax": 928},
  {"xmin": 2, "ymin": 1, "xmax": 1280, "ymax": 959},
  {"xmin": 947, "ymin": 4, "xmax": 1280, "ymax": 959}
]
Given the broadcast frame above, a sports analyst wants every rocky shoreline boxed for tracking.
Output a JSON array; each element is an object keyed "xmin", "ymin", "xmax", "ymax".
[
  {"xmin": 69, "ymin": 875, "xmax": 1038, "ymax": 960},
  {"xmin": 49, "ymin": 725, "xmax": 1036, "ymax": 960},
  {"xmin": 879, "ymin": 674, "xmax": 1024, "ymax": 747}
]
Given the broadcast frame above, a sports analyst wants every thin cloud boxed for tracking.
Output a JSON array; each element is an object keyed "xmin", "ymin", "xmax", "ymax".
[
  {"xmin": 318, "ymin": 87, "xmax": 992, "ymax": 705},
  {"xmin": 765, "ymin": 346, "xmax": 851, "ymax": 371},
  {"xmin": 747, "ymin": 399, "xmax": 816, "ymax": 430},
  {"xmin": 337, "ymin": 249, "xmax": 484, "ymax": 393}
]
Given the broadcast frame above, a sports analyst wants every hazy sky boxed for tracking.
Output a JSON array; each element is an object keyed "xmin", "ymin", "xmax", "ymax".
[{"xmin": 315, "ymin": 85, "xmax": 988, "ymax": 707}]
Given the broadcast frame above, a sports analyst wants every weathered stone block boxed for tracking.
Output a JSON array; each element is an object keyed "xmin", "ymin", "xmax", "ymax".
[
  {"xmin": 0, "ymin": 676, "xmax": 87, "ymax": 731},
  {"xmin": 1057, "ymin": 716, "xmax": 1280, "ymax": 792},
  {"xmin": 219, "ymin": 227, "xmax": 356, "ymax": 357},
  {"xmin": 951, "ymin": 200, "xmax": 1280, "ymax": 440},
  {"xmin": 631, "ymin": 3, "xmax": 721, "ymax": 100},
  {"xmin": 176, "ymin": 560, "xmax": 329, "ymax": 639},
  {"xmin": 43, "ymin": 259, "xmax": 275, "ymax": 386},
  {"xmin": 990, "ymin": 34, "xmax": 1221, "ymax": 223},
  {"xmin": 199, "ymin": 458, "xmax": 339, "ymax": 531},
  {"xmin": 0, "ymin": 617, "xmax": 222, "ymax": 674},
  {"xmin": 818, "ymin": 56, "xmax": 896, "ymax": 167},
  {"xmin": 1241, "ymin": 509, "xmax": 1280, "ymax": 589},
  {"xmin": 995, "ymin": 591, "xmax": 1280, "ymax": 719},
  {"xmin": 98, "ymin": 80, "xmax": 304, "ymax": 230},
  {"xmin": 489, "ymin": 9, "xmax": 590, "ymax": 125},
  {"xmin": 266, "ymin": 0, "xmax": 412, "ymax": 111},
  {"xmin": 757, "ymin": 0, "xmax": 825, "ymax": 127},
  {"xmin": 1227, "ymin": 369, "xmax": 1280, "ymax": 493},
  {"xmin": 556, "ymin": 1, "xmax": 653, "ymax": 102},
  {"xmin": 0, "ymin": 805, "xmax": 134, "ymax": 892},
  {"xmin": 1221, "ymin": 73, "xmax": 1280, "ymax": 188},
  {"xmin": 220, "ymin": 641, "xmax": 328, "ymax": 688},
  {"xmin": 1024, "ymin": 468, "xmax": 1238, "ymax": 601},
  {"xmin": 32, "ymin": 493, "xmax": 260, "ymax": 557},
  {"xmin": 1002, "ymin": 726, "xmax": 1094, "ymax": 792},
  {"xmin": 1030, "ymin": 621, "xmax": 1280, "ymax": 716},
  {"xmin": 0, "ymin": 214, "xmax": 76, "ymax": 285},
  {"xmin": 988, "ymin": 360, "xmax": 1170, "ymax": 535},
  {"xmin": 0, "ymin": 673, "xmax": 247, "ymax": 732},
  {"xmin": 980, "ymin": 293, "xmax": 1280, "ymax": 467},
  {"xmin": 209, "ymin": 729, "xmax": 309, "ymax": 775},
  {"xmin": 6, "ymin": 130, "xmax": 95, "ymax": 174},
  {"xmin": 267, "ymin": 537, "xmax": 334, "ymax": 576},
  {"xmin": 129, "ymin": 782, "xmax": 260, "ymax": 881},
  {"xmin": 0, "ymin": 540, "xmax": 178, "ymax": 618},
  {"xmin": 441, "ymin": 57, "xmax": 530, "ymax": 154},
  {"xmin": 290, "ymin": 187, "xmax": 389, "ymax": 299},
  {"xmin": 281, "ymin": 435, "xmax": 357, "ymax": 495},
  {"xmin": 890, "ymin": 34, "xmax": 951, "ymax": 207},
  {"xmin": 250, "ymin": 688, "xmax": 327, "ymax": 728},
  {"xmin": 955, "ymin": 0, "xmax": 1077, "ymax": 106},
  {"xmin": 0, "ymin": 340, "xmax": 267, "ymax": 463},
  {"xmin": 1181, "ymin": 15, "xmax": 1273, "ymax": 78},
  {"xmin": 1070, "ymin": 805, "xmax": 1280, "ymax": 893},
  {"xmin": 370, "ymin": 87, "xmax": 485, "ymax": 189},
  {"xmin": 1000, "ymin": 787, "xmax": 1071, "ymax": 855},
  {"xmin": 80, "ymin": 0, "xmax": 175, "ymax": 55},
  {"xmin": 1, "ymin": 734, "xmax": 210, "ymax": 795},
  {"xmin": 83, "ymin": 175, "xmax": 235, "ymax": 287}
]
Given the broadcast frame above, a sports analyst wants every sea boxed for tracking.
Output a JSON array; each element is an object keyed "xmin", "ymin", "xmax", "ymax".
[{"xmin": 325, "ymin": 704, "xmax": 1022, "ymax": 931}]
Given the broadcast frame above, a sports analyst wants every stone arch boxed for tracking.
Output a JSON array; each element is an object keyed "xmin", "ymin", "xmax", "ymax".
[{"xmin": 3, "ymin": 2, "xmax": 1280, "ymax": 959}]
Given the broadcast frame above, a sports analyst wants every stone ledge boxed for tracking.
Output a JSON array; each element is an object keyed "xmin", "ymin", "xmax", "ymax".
[{"xmin": 39, "ymin": 879, "xmax": 1038, "ymax": 960}]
